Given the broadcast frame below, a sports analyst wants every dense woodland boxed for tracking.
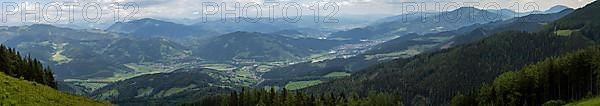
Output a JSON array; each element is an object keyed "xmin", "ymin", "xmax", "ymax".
[
  {"xmin": 89, "ymin": 68, "xmax": 234, "ymax": 105},
  {"xmin": 452, "ymin": 46, "xmax": 600, "ymax": 106},
  {"xmin": 301, "ymin": 1, "xmax": 600, "ymax": 105},
  {"xmin": 2, "ymin": 1, "xmax": 600, "ymax": 105},
  {"xmin": 183, "ymin": 1, "xmax": 600, "ymax": 106},
  {"xmin": 303, "ymin": 27, "xmax": 595, "ymax": 105},
  {"xmin": 0, "ymin": 45, "xmax": 56, "ymax": 88},
  {"xmin": 260, "ymin": 10, "xmax": 574, "ymax": 88},
  {"xmin": 188, "ymin": 88, "xmax": 404, "ymax": 106}
]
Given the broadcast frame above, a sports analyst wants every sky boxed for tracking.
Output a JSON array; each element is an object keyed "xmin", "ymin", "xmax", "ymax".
[{"xmin": 0, "ymin": 0, "xmax": 595, "ymax": 27}]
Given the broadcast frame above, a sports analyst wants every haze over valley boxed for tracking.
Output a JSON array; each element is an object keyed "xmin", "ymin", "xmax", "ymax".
[{"xmin": 2, "ymin": 0, "xmax": 600, "ymax": 105}]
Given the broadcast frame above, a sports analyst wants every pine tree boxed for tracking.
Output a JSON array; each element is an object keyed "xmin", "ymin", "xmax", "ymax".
[
  {"xmin": 229, "ymin": 91, "xmax": 239, "ymax": 106},
  {"xmin": 0, "ymin": 44, "xmax": 56, "ymax": 88}
]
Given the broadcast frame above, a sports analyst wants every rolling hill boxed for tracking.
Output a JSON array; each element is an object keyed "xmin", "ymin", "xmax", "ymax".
[
  {"xmin": 0, "ymin": 72, "xmax": 111, "ymax": 106},
  {"xmin": 107, "ymin": 18, "xmax": 220, "ymax": 40},
  {"xmin": 453, "ymin": 45, "xmax": 600, "ymax": 105},
  {"xmin": 544, "ymin": 5, "xmax": 572, "ymax": 14},
  {"xmin": 0, "ymin": 2, "xmax": 589, "ymax": 105},
  {"xmin": 90, "ymin": 68, "xmax": 233, "ymax": 105},
  {"xmin": 260, "ymin": 9, "xmax": 573, "ymax": 89},
  {"xmin": 302, "ymin": 1, "xmax": 600, "ymax": 105},
  {"xmin": 329, "ymin": 7, "xmax": 511, "ymax": 40},
  {"xmin": 194, "ymin": 31, "xmax": 347, "ymax": 62},
  {"xmin": 193, "ymin": 16, "xmax": 373, "ymax": 35},
  {"xmin": 0, "ymin": 44, "xmax": 110, "ymax": 105},
  {"xmin": 2, "ymin": 22, "xmax": 353, "ymax": 97},
  {"xmin": 0, "ymin": 24, "xmax": 195, "ymax": 80},
  {"xmin": 1, "ymin": 24, "xmax": 205, "ymax": 97}
]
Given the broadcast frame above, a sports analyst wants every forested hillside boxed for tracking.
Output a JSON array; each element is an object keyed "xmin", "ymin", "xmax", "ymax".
[
  {"xmin": 107, "ymin": 18, "xmax": 220, "ymax": 39},
  {"xmin": 90, "ymin": 68, "xmax": 233, "ymax": 105},
  {"xmin": 261, "ymin": 8, "xmax": 573, "ymax": 92},
  {"xmin": 303, "ymin": 1, "xmax": 600, "ymax": 105},
  {"xmin": 1, "ymin": 0, "xmax": 594, "ymax": 105},
  {"xmin": 189, "ymin": 88, "xmax": 404, "ymax": 106},
  {"xmin": 0, "ymin": 45, "xmax": 56, "ymax": 88},
  {"xmin": 330, "ymin": 7, "xmax": 511, "ymax": 40},
  {"xmin": 306, "ymin": 31, "xmax": 593, "ymax": 105},
  {"xmin": 1, "ymin": 44, "xmax": 110, "ymax": 105},
  {"xmin": 195, "ymin": 31, "xmax": 347, "ymax": 61},
  {"xmin": 451, "ymin": 46, "xmax": 600, "ymax": 106}
]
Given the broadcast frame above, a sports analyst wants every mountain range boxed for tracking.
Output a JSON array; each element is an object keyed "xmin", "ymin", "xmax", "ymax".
[
  {"xmin": 107, "ymin": 18, "xmax": 221, "ymax": 43},
  {"xmin": 258, "ymin": 8, "xmax": 574, "ymax": 89},
  {"xmin": 302, "ymin": 2, "xmax": 600, "ymax": 105},
  {"xmin": 194, "ymin": 31, "xmax": 348, "ymax": 61},
  {"xmin": 329, "ymin": 5, "xmax": 571, "ymax": 41},
  {"xmin": 329, "ymin": 7, "xmax": 510, "ymax": 40},
  {"xmin": 3, "ymin": 2, "xmax": 599, "ymax": 105},
  {"xmin": 90, "ymin": 68, "xmax": 232, "ymax": 105}
]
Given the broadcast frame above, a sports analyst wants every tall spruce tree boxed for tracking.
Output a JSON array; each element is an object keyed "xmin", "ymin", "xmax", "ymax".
[{"xmin": 0, "ymin": 45, "xmax": 56, "ymax": 88}]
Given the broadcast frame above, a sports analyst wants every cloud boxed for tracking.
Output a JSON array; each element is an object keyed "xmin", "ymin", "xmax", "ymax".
[{"xmin": 0, "ymin": 0, "xmax": 595, "ymax": 26}]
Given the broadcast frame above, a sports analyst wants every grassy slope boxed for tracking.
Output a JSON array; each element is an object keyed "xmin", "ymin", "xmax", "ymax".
[
  {"xmin": 324, "ymin": 72, "xmax": 352, "ymax": 78},
  {"xmin": 0, "ymin": 72, "xmax": 111, "ymax": 106},
  {"xmin": 567, "ymin": 97, "xmax": 600, "ymax": 106},
  {"xmin": 285, "ymin": 80, "xmax": 324, "ymax": 90}
]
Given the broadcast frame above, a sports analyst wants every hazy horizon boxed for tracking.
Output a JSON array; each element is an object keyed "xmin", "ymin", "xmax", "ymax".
[{"xmin": 0, "ymin": 0, "xmax": 595, "ymax": 27}]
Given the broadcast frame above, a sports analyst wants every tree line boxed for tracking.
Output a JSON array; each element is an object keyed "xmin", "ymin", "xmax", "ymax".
[
  {"xmin": 186, "ymin": 88, "xmax": 404, "ymax": 106},
  {"xmin": 451, "ymin": 46, "xmax": 600, "ymax": 106},
  {"xmin": 0, "ymin": 45, "xmax": 56, "ymax": 88}
]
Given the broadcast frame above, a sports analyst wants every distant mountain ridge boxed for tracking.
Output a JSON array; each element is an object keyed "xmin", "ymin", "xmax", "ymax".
[
  {"xmin": 107, "ymin": 18, "xmax": 220, "ymax": 40},
  {"xmin": 91, "ymin": 68, "xmax": 232, "ymax": 105},
  {"xmin": 260, "ymin": 9, "xmax": 574, "ymax": 88},
  {"xmin": 330, "ymin": 7, "xmax": 512, "ymax": 40},
  {"xmin": 0, "ymin": 24, "xmax": 191, "ymax": 80},
  {"xmin": 0, "ymin": 3, "xmax": 585, "ymax": 105},
  {"xmin": 194, "ymin": 31, "xmax": 347, "ymax": 61},
  {"xmin": 303, "ymin": 1, "xmax": 600, "ymax": 105},
  {"xmin": 193, "ymin": 15, "xmax": 373, "ymax": 34},
  {"xmin": 545, "ymin": 5, "xmax": 571, "ymax": 13},
  {"xmin": 330, "ymin": 5, "xmax": 572, "ymax": 41}
]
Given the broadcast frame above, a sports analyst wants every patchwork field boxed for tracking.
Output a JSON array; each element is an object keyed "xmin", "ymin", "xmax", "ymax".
[
  {"xmin": 200, "ymin": 64, "xmax": 238, "ymax": 71},
  {"xmin": 555, "ymin": 29, "xmax": 578, "ymax": 36},
  {"xmin": 284, "ymin": 80, "xmax": 324, "ymax": 90},
  {"xmin": 324, "ymin": 72, "xmax": 351, "ymax": 78}
]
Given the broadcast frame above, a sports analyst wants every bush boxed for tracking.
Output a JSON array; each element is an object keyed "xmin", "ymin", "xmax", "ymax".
[{"xmin": 542, "ymin": 100, "xmax": 566, "ymax": 106}]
